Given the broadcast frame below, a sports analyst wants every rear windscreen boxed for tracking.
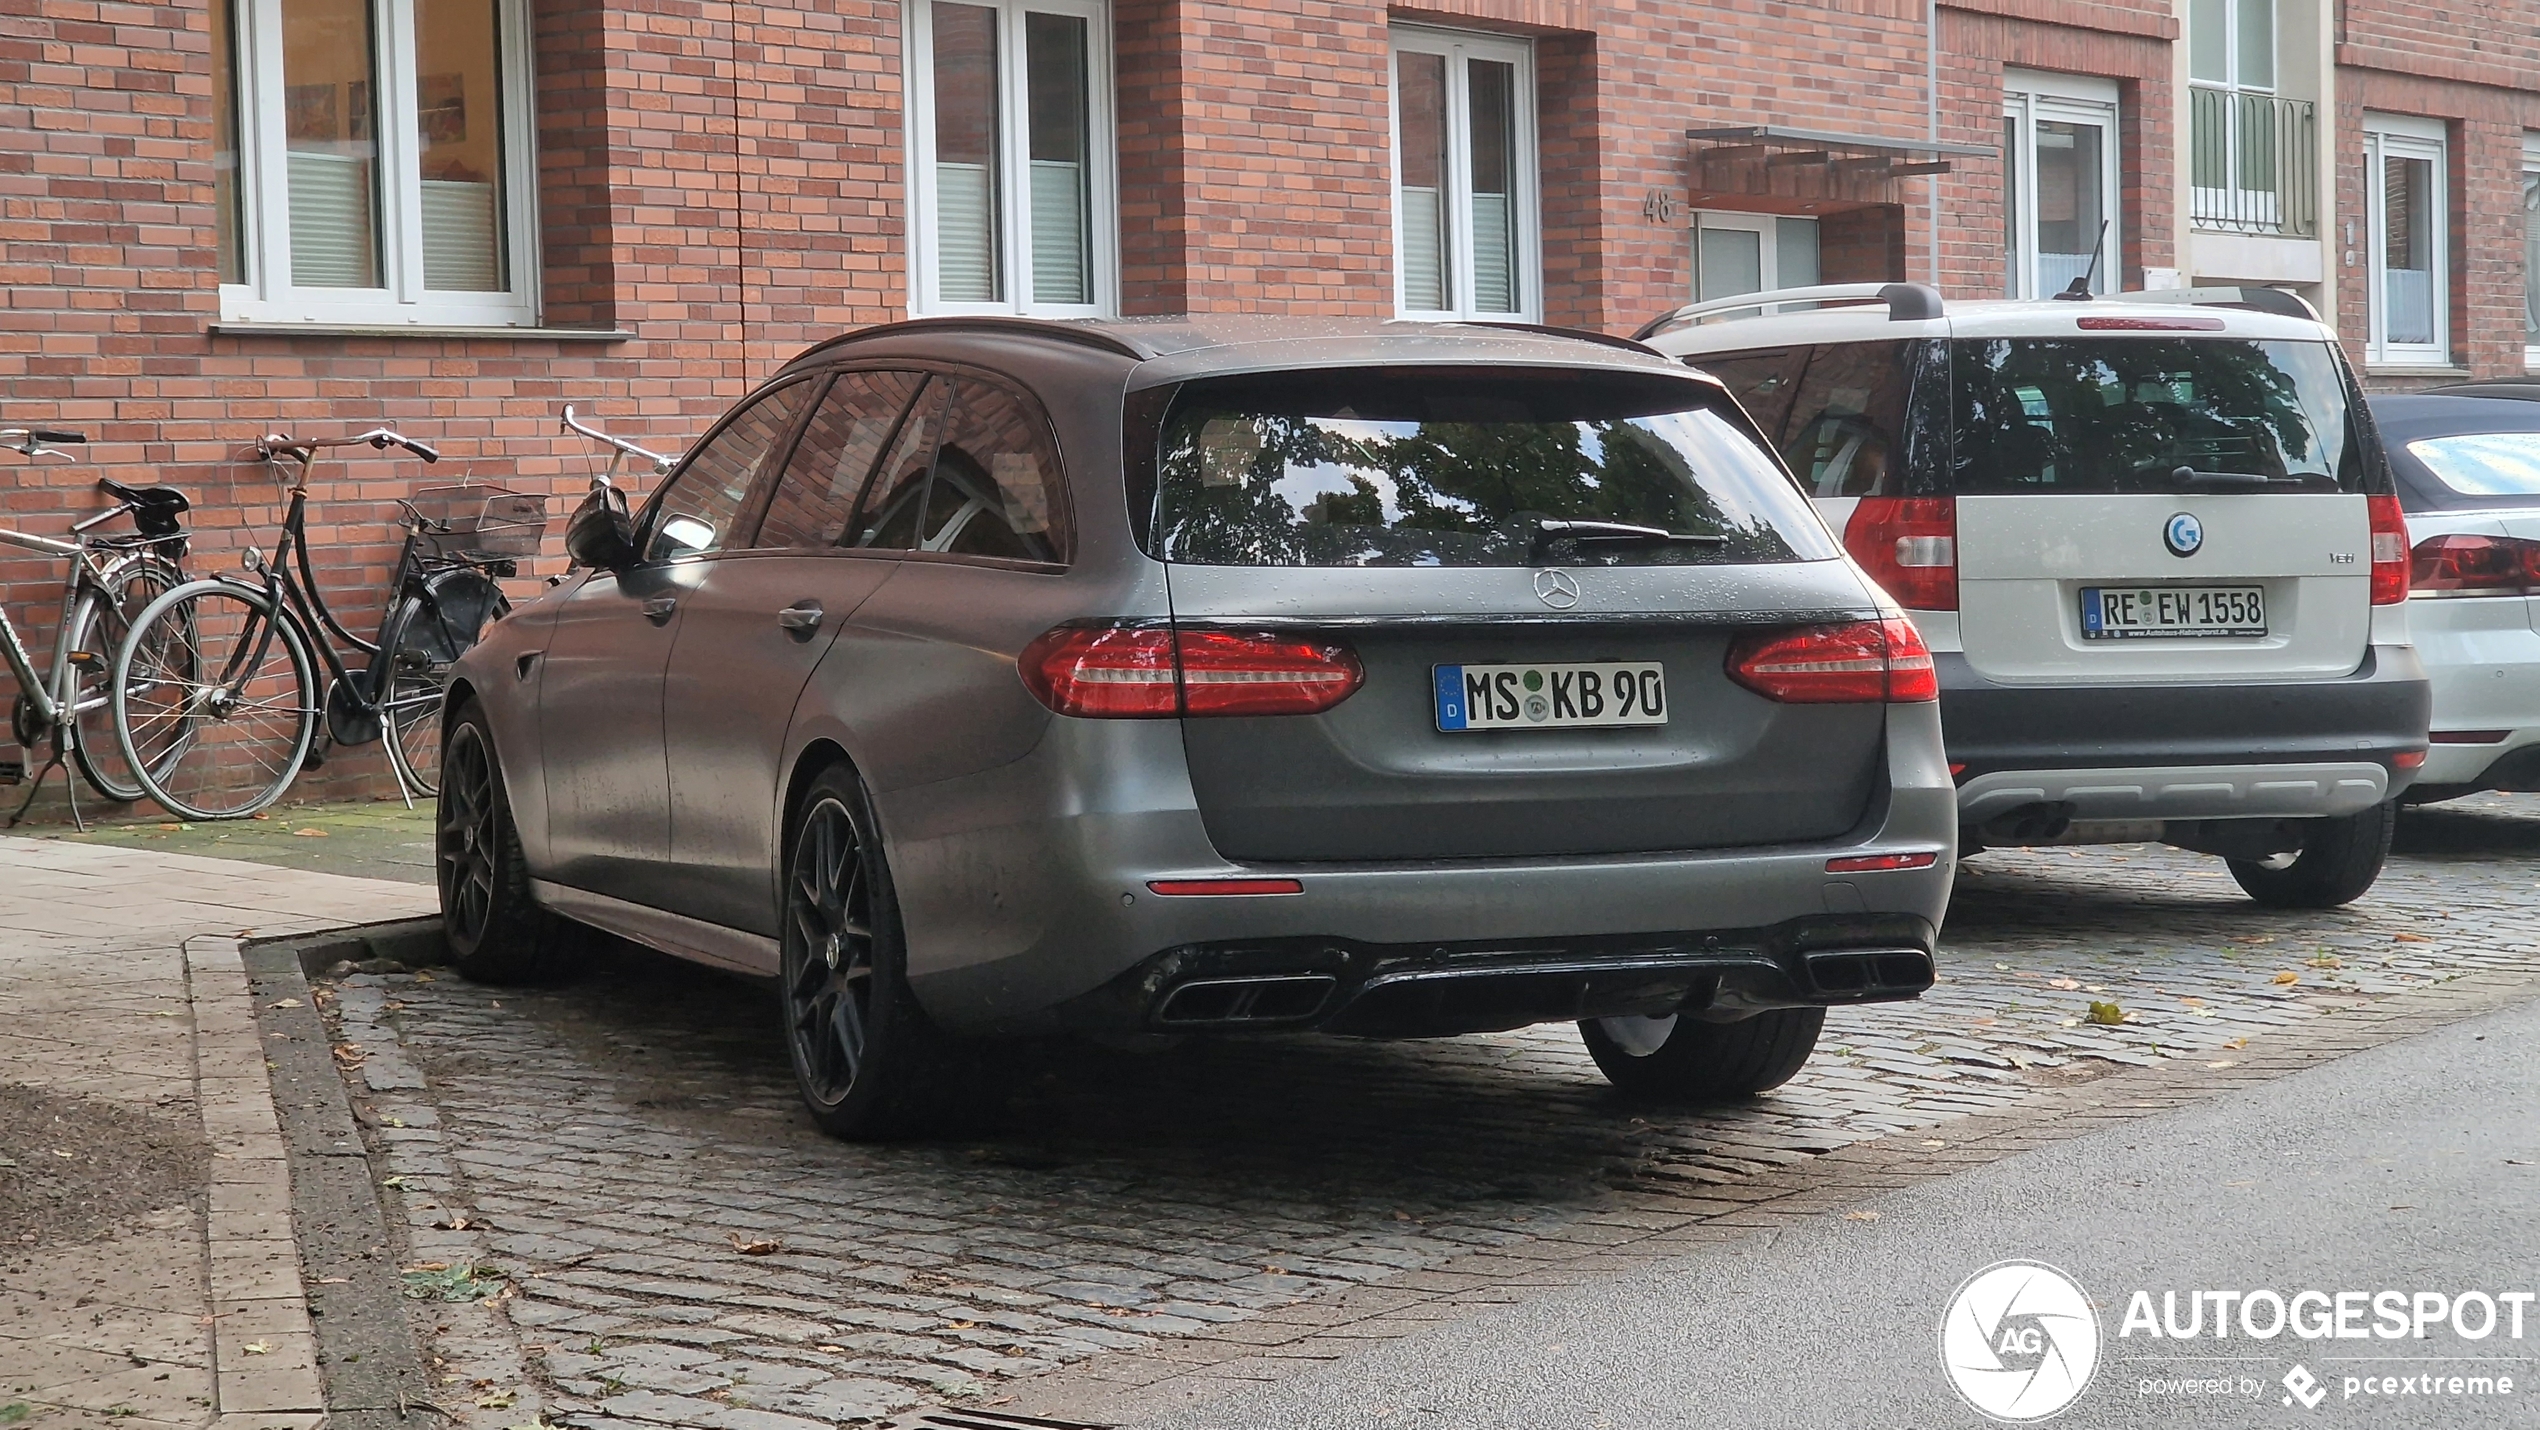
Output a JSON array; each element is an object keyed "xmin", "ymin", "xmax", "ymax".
[
  {"xmin": 2407, "ymin": 433, "xmax": 2540, "ymax": 498},
  {"xmin": 1951, "ymin": 338, "xmax": 2365, "ymax": 494},
  {"xmin": 1150, "ymin": 369, "xmax": 1837, "ymax": 568}
]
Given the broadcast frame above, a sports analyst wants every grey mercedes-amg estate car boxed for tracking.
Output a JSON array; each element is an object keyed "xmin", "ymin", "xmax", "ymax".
[{"xmin": 436, "ymin": 316, "xmax": 1958, "ymax": 1139}]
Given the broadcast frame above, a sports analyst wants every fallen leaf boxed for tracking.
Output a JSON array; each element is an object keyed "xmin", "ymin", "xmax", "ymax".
[
  {"xmin": 316, "ymin": 1277, "xmax": 350, "ymax": 1285},
  {"xmin": 2048, "ymin": 977, "xmax": 2080, "ymax": 990},
  {"xmin": 948, "ymin": 1319, "xmax": 977, "ymax": 1330},
  {"xmin": 251, "ymin": 812, "xmax": 272, "ymax": 820},
  {"xmin": 1971, "ymin": 1016, "xmax": 1997, "ymax": 1026},
  {"xmin": 2085, "ymin": 1001, "xmax": 2127, "ymax": 1026},
  {"xmin": 1919, "ymin": 1139, "xmax": 1947, "ymax": 1148},
  {"xmin": 242, "ymin": 1341, "xmax": 271, "ymax": 1355},
  {"xmin": 158, "ymin": 823, "xmax": 180, "ymax": 831},
  {"xmin": 2223, "ymin": 1037, "xmax": 2247, "ymax": 1049},
  {"xmin": 2392, "ymin": 932, "xmax": 2431, "ymax": 943},
  {"xmin": 292, "ymin": 827, "xmax": 328, "ymax": 837},
  {"xmin": 1843, "ymin": 1210, "xmax": 1880, "ymax": 1222},
  {"xmin": 2177, "ymin": 996, "xmax": 2205, "ymax": 1007},
  {"xmin": 2207, "ymin": 1059, "xmax": 2239, "ymax": 1069},
  {"xmin": 727, "ymin": 1232, "xmax": 782, "ymax": 1256},
  {"xmin": 816, "ymin": 1344, "xmax": 848, "ymax": 1353},
  {"xmin": 2273, "ymin": 971, "xmax": 2300, "ymax": 986},
  {"xmin": 266, "ymin": 998, "xmax": 302, "ymax": 1009},
  {"xmin": 475, "ymin": 1391, "xmax": 516, "ymax": 1410}
]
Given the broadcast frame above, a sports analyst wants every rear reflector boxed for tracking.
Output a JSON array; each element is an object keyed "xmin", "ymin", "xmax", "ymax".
[
  {"xmin": 1843, "ymin": 497, "xmax": 1957, "ymax": 610},
  {"xmin": 2431, "ymin": 729, "xmax": 2511, "ymax": 744},
  {"xmin": 1728, "ymin": 618, "xmax": 1938, "ymax": 704},
  {"xmin": 2394, "ymin": 750, "xmax": 2427, "ymax": 770},
  {"xmin": 1020, "ymin": 626, "xmax": 1364, "ymax": 718},
  {"xmin": 2410, "ymin": 532, "xmax": 2540, "ymax": 597},
  {"xmin": 2074, "ymin": 315, "xmax": 2227, "ymax": 331},
  {"xmin": 1826, "ymin": 850, "xmax": 1941, "ymax": 873},
  {"xmin": 2369, "ymin": 495, "xmax": 2411, "ymax": 605},
  {"xmin": 1146, "ymin": 878, "xmax": 1304, "ymax": 896}
]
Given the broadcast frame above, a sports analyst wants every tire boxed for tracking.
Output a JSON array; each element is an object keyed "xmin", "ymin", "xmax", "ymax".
[
  {"xmin": 2227, "ymin": 798, "xmax": 2396, "ymax": 909},
  {"xmin": 378, "ymin": 572, "xmax": 509, "ymax": 798},
  {"xmin": 68, "ymin": 556, "xmax": 188, "ymax": 803},
  {"xmin": 779, "ymin": 764, "xmax": 954, "ymax": 1140},
  {"xmin": 437, "ymin": 703, "xmax": 580, "ymax": 984},
  {"xmin": 111, "ymin": 578, "xmax": 317, "ymax": 821},
  {"xmin": 1579, "ymin": 1007, "xmax": 1826, "ymax": 1100}
]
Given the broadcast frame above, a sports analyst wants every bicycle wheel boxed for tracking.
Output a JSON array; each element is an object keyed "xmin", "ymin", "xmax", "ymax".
[
  {"xmin": 377, "ymin": 569, "xmax": 509, "ymax": 798},
  {"xmin": 69, "ymin": 555, "xmax": 190, "ymax": 803},
  {"xmin": 112, "ymin": 578, "xmax": 318, "ymax": 821}
]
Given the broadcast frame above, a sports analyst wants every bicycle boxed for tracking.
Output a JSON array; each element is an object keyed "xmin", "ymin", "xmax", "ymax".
[
  {"xmin": 110, "ymin": 427, "xmax": 544, "ymax": 820},
  {"xmin": 0, "ymin": 427, "xmax": 195, "ymax": 829}
]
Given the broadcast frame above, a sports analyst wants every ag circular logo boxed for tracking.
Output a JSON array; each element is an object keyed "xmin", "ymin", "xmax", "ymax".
[
  {"xmin": 1939, "ymin": 1260, "xmax": 2102, "ymax": 1422},
  {"xmin": 1533, "ymin": 568, "xmax": 1581, "ymax": 609},
  {"xmin": 2163, "ymin": 511, "xmax": 2204, "ymax": 558}
]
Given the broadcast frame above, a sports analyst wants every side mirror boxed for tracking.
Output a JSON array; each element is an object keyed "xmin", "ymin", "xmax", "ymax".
[{"xmin": 564, "ymin": 486, "xmax": 639, "ymax": 572}]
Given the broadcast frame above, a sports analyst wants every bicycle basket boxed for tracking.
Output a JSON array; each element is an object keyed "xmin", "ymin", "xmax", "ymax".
[{"xmin": 406, "ymin": 485, "xmax": 549, "ymax": 559}]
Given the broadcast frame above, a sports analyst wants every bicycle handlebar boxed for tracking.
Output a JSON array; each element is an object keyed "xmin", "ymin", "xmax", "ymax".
[
  {"xmin": 561, "ymin": 405, "xmax": 676, "ymax": 476},
  {"xmin": 0, "ymin": 428, "xmax": 86, "ymax": 458},
  {"xmin": 258, "ymin": 428, "xmax": 440, "ymax": 465}
]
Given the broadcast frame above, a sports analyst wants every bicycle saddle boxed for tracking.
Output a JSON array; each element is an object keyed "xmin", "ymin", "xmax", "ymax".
[{"xmin": 97, "ymin": 479, "xmax": 191, "ymax": 536}]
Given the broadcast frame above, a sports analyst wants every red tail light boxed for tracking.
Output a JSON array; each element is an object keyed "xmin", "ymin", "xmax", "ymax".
[
  {"xmin": 1729, "ymin": 618, "xmax": 1938, "ymax": 704},
  {"xmin": 1843, "ymin": 497, "xmax": 1958, "ymax": 610},
  {"xmin": 1020, "ymin": 625, "xmax": 1365, "ymax": 718},
  {"xmin": 2369, "ymin": 494, "xmax": 2411, "ymax": 605},
  {"xmin": 2410, "ymin": 532, "xmax": 2540, "ymax": 597}
]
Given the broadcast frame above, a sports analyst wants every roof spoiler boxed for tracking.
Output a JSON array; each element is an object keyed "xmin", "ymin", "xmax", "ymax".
[
  {"xmin": 1632, "ymin": 283, "xmax": 1945, "ymax": 342},
  {"xmin": 2098, "ymin": 285, "xmax": 2322, "ymax": 322}
]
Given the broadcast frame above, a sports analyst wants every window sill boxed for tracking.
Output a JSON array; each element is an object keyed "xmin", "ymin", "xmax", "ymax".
[{"xmin": 209, "ymin": 321, "xmax": 633, "ymax": 342}]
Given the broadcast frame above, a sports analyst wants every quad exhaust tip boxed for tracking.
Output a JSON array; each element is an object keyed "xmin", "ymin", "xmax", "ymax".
[
  {"xmin": 1154, "ymin": 973, "xmax": 1338, "ymax": 1026},
  {"xmin": 1801, "ymin": 947, "xmax": 1936, "ymax": 998}
]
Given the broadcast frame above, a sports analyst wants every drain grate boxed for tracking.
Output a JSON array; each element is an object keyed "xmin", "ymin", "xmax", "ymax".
[{"xmin": 877, "ymin": 1412, "xmax": 1114, "ymax": 1430}]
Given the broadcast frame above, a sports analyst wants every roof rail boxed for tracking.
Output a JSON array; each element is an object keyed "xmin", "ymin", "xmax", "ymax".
[
  {"xmin": 1631, "ymin": 282, "xmax": 1944, "ymax": 341},
  {"xmin": 2098, "ymin": 285, "xmax": 2322, "ymax": 323}
]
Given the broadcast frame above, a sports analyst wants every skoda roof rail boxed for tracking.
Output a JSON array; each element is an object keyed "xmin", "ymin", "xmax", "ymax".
[{"xmin": 1633, "ymin": 282, "xmax": 1945, "ymax": 342}]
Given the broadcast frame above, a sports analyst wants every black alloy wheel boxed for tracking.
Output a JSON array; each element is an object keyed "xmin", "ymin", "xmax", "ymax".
[
  {"xmin": 779, "ymin": 768, "xmax": 946, "ymax": 1140},
  {"xmin": 436, "ymin": 704, "xmax": 577, "ymax": 983},
  {"xmin": 438, "ymin": 720, "xmax": 501, "ymax": 945}
]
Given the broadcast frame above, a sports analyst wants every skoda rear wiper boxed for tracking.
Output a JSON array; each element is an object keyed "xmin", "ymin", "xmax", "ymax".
[{"xmin": 1524, "ymin": 517, "xmax": 1728, "ymax": 564}]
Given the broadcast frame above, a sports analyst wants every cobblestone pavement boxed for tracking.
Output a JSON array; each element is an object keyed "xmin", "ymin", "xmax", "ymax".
[{"xmin": 324, "ymin": 796, "xmax": 2540, "ymax": 1428}]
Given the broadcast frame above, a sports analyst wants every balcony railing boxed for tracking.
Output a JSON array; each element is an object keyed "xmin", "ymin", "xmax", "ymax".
[{"xmin": 2190, "ymin": 88, "xmax": 2318, "ymax": 238}]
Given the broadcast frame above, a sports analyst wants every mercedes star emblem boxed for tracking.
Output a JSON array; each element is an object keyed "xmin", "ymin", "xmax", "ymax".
[{"xmin": 1534, "ymin": 569, "xmax": 1581, "ymax": 609}]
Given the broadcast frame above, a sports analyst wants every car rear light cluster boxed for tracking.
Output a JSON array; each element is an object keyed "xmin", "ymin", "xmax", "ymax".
[
  {"xmin": 1728, "ymin": 618, "xmax": 1938, "ymax": 704},
  {"xmin": 1020, "ymin": 625, "xmax": 1365, "ymax": 718},
  {"xmin": 2369, "ymin": 494, "xmax": 2411, "ymax": 605},
  {"xmin": 1843, "ymin": 497, "xmax": 1958, "ymax": 610},
  {"xmin": 2410, "ymin": 532, "xmax": 2540, "ymax": 597}
]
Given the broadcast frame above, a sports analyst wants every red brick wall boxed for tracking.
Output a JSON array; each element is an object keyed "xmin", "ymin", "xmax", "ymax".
[
  {"xmin": 1935, "ymin": 0, "xmax": 2176, "ymax": 299},
  {"xmin": 2330, "ymin": 63, "xmax": 2540, "ymax": 384}
]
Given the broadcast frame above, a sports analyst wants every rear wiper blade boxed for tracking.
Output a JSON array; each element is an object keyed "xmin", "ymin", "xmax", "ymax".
[
  {"xmin": 1525, "ymin": 518, "xmax": 1728, "ymax": 563},
  {"xmin": 2167, "ymin": 466, "xmax": 2310, "ymax": 490}
]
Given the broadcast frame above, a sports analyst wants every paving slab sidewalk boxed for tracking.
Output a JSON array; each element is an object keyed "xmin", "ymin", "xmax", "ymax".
[{"xmin": 0, "ymin": 836, "xmax": 433, "ymax": 1429}]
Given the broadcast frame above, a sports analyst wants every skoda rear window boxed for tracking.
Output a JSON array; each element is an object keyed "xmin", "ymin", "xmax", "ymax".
[
  {"xmin": 1149, "ymin": 368, "xmax": 1836, "ymax": 568},
  {"xmin": 1951, "ymin": 338, "xmax": 2365, "ymax": 495}
]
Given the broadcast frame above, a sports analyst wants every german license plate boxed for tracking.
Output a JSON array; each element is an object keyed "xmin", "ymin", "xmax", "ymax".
[
  {"xmin": 1434, "ymin": 662, "xmax": 1667, "ymax": 731},
  {"xmin": 2079, "ymin": 585, "xmax": 2267, "ymax": 639}
]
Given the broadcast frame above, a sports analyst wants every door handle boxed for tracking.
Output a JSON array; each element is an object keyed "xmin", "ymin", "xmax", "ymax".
[
  {"xmin": 641, "ymin": 596, "xmax": 678, "ymax": 625},
  {"xmin": 777, "ymin": 602, "xmax": 825, "ymax": 639}
]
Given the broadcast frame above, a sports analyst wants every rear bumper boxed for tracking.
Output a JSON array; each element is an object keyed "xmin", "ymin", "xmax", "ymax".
[
  {"xmin": 1940, "ymin": 645, "xmax": 2431, "ymax": 823},
  {"xmin": 890, "ymin": 702, "xmax": 1958, "ymax": 1035},
  {"xmin": 1052, "ymin": 912, "xmax": 1938, "ymax": 1039}
]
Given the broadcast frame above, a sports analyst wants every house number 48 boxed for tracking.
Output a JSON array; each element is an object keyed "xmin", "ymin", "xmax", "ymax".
[{"xmin": 1642, "ymin": 190, "xmax": 1679, "ymax": 226}]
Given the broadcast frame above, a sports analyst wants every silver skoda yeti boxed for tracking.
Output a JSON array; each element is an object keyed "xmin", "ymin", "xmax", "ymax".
[{"xmin": 1646, "ymin": 284, "xmax": 2431, "ymax": 908}]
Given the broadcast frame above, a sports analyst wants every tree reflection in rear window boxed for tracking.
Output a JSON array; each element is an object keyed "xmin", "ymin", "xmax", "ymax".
[
  {"xmin": 2407, "ymin": 433, "xmax": 2540, "ymax": 497},
  {"xmin": 1150, "ymin": 368, "xmax": 1836, "ymax": 567},
  {"xmin": 1951, "ymin": 338, "xmax": 2364, "ymax": 494}
]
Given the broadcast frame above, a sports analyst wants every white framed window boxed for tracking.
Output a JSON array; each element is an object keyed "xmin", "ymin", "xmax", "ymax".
[
  {"xmin": 2364, "ymin": 114, "xmax": 2448, "ymax": 367},
  {"xmin": 2187, "ymin": 0, "xmax": 2300, "ymax": 234},
  {"xmin": 214, "ymin": 0, "xmax": 540, "ymax": 326},
  {"xmin": 1390, "ymin": 27, "xmax": 1539, "ymax": 321},
  {"xmin": 1690, "ymin": 212, "xmax": 1819, "ymax": 302},
  {"xmin": 2522, "ymin": 135, "xmax": 2538, "ymax": 369},
  {"xmin": 905, "ymin": 0, "xmax": 1116, "ymax": 317},
  {"xmin": 2003, "ymin": 73, "xmax": 2120, "ymax": 299}
]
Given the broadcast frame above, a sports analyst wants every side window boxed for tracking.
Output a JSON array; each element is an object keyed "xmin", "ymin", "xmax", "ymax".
[
  {"xmin": 1778, "ymin": 342, "xmax": 1913, "ymax": 498},
  {"xmin": 647, "ymin": 380, "xmax": 814, "ymax": 561},
  {"xmin": 759, "ymin": 370, "xmax": 928, "ymax": 549},
  {"xmin": 918, "ymin": 380, "xmax": 1070, "ymax": 562},
  {"xmin": 850, "ymin": 379, "xmax": 951, "ymax": 550},
  {"xmin": 1690, "ymin": 349, "xmax": 1807, "ymax": 445}
]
